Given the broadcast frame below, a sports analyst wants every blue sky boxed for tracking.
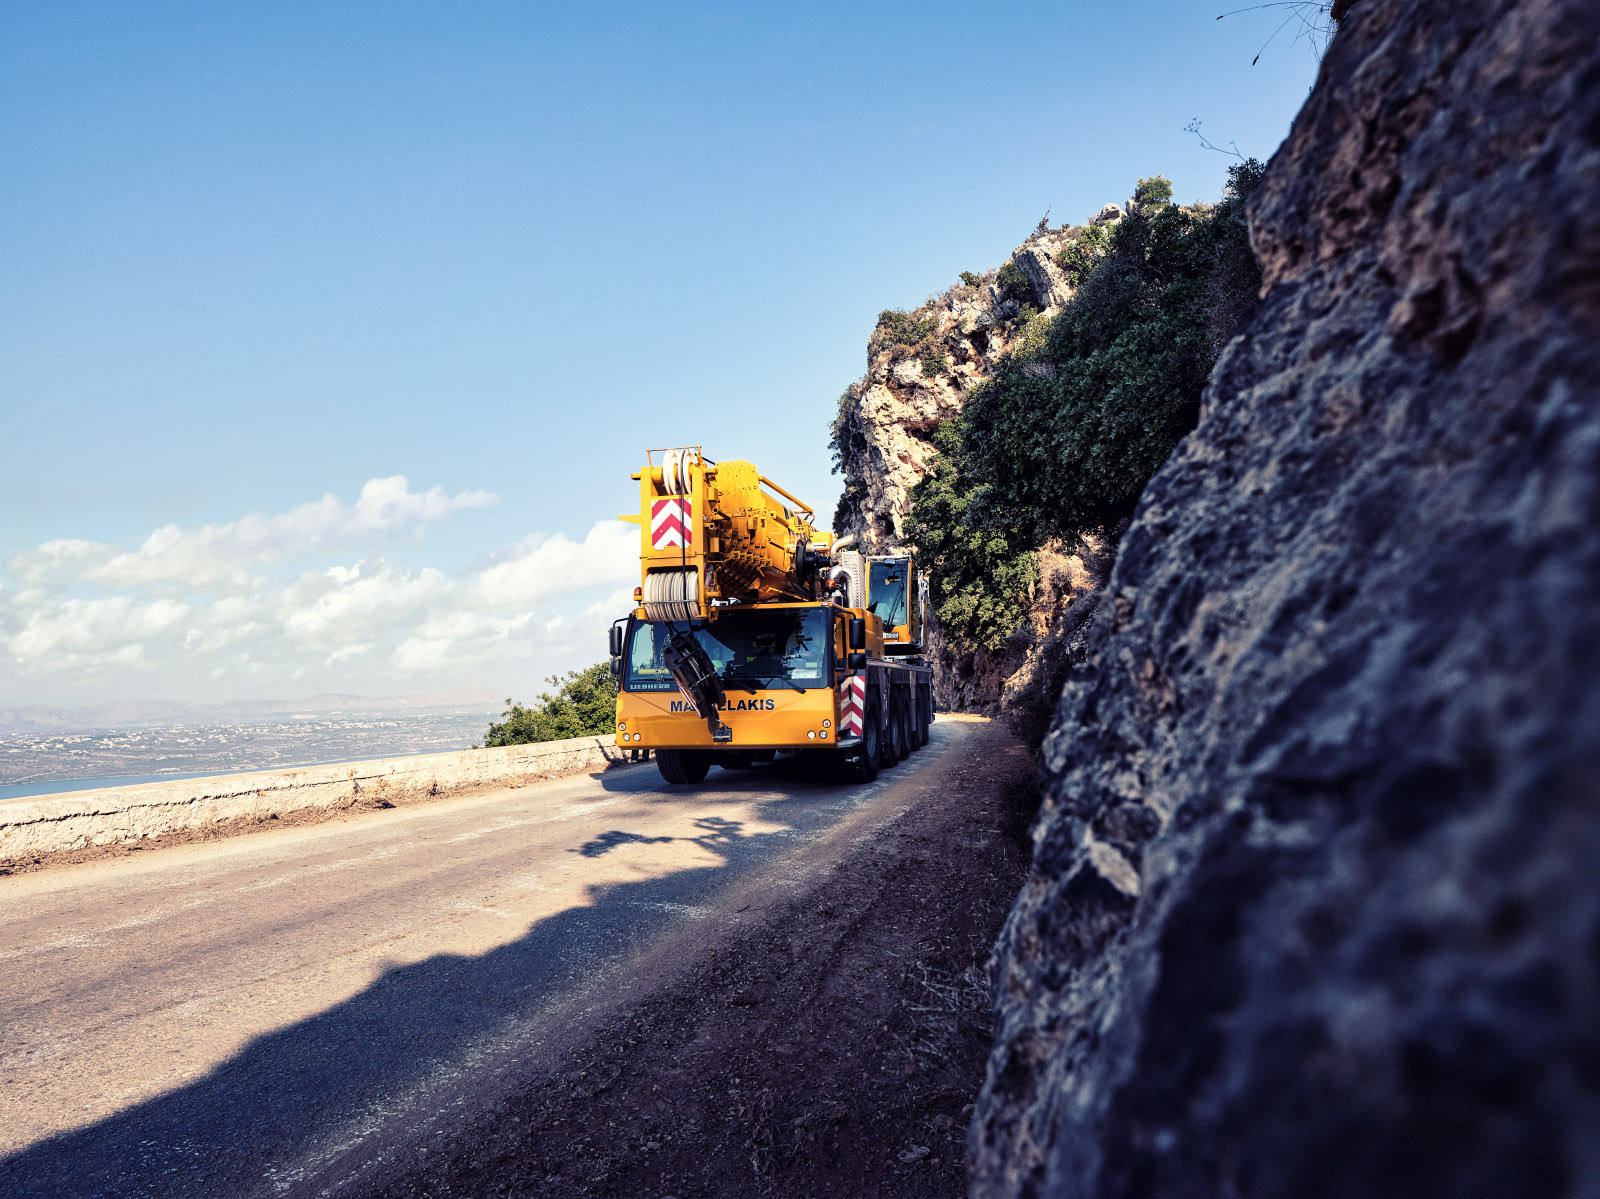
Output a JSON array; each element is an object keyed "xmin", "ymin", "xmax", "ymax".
[{"xmin": 0, "ymin": 1, "xmax": 1322, "ymax": 706}]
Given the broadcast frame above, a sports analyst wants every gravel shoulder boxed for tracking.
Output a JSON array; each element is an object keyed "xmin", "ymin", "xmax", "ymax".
[{"xmin": 311, "ymin": 716, "xmax": 1038, "ymax": 1198}]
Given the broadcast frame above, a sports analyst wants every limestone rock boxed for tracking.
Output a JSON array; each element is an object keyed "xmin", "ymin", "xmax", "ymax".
[
  {"xmin": 925, "ymin": 539, "xmax": 1110, "ymax": 739},
  {"xmin": 830, "ymin": 214, "xmax": 1119, "ymax": 705},
  {"xmin": 832, "ymin": 214, "xmax": 1117, "ymax": 557},
  {"xmin": 1011, "ymin": 229, "xmax": 1077, "ymax": 312},
  {"xmin": 971, "ymin": 0, "xmax": 1600, "ymax": 1194}
]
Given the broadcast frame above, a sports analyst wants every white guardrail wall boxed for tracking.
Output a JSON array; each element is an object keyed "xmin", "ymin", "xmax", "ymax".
[{"xmin": 0, "ymin": 735, "xmax": 626, "ymax": 863}]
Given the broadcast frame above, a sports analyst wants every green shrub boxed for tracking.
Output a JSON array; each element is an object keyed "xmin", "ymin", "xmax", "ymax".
[
  {"xmin": 1055, "ymin": 221, "xmax": 1114, "ymax": 287},
  {"xmin": 1133, "ymin": 175, "xmax": 1174, "ymax": 206},
  {"xmin": 920, "ymin": 348, "xmax": 951, "ymax": 377},
  {"xmin": 1013, "ymin": 307, "xmax": 1051, "ymax": 355},
  {"xmin": 995, "ymin": 260, "xmax": 1032, "ymax": 303},
  {"xmin": 829, "ymin": 382, "xmax": 866, "ymax": 475},
  {"xmin": 873, "ymin": 308, "xmax": 940, "ymax": 348},
  {"xmin": 832, "ymin": 479, "xmax": 864, "ymax": 535},
  {"xmin": 484, "ymin": 663, "xmax": 618, "ymax": 745},
  {"xmin": 959, "ymin": 270, "xmax": 983, "ymax": 287},
  {"xmin": 903, "ymin": 421, "xmax": 1038, "ymax": 651},
  {"xmin": 907, "ymin": 164, "xmax": 1266, "ymax": 649}
]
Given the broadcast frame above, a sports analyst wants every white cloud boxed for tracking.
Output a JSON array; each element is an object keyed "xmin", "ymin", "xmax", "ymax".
[
  {"xmin": 6, "ymin": 538, "xmax": 109, "ymax": 584},
  {"xmin": 8, "ymin": 596, "xmax": 189, "ymax": 665},
  {"xmin": 0, "ymin": 479, "xmax": 638, "ymax": 703},
  {"xmin": 476, "ymin": 520, "xmax": 636, "ymax": 607},
  {"xmin": 282, "ymin": 564, "xmax": 449, "ymax": 644},
  {"xmin": 580, "ymin": 587, "xmax": 635, "ymax": 627},
  {"xmin": 391, "ymin": 636, "xmax": 455, "ymax": 673},
  {"xmin": 89, "ymin": 476, "xmax": 497, "ymax": 586}
]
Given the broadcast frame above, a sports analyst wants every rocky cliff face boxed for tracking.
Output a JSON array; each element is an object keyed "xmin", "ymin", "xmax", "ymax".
[
  {"xmin": 972, "ymin": 0, "xmax": 1600, "ymax": 1194},
  {"xmin": 832, "ymin": 211, "xmax": 1127, "ymax": 715},
  {"xmin": 923, "ymin": 538, "xmax": 1110, "ymax": 738},
  {"xmin": 832, "ymin": 218, "xmax": 1095, "ymax": 551}
]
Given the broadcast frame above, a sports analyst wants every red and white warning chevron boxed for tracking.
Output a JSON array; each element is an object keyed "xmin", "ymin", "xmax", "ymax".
[
  {"xmin": 839, "ymin": 673, "xmax": 866, "ymax": 737},
  {"xmin": 650, "ymin": 497, "xmax": 693, "ymax": 549}
]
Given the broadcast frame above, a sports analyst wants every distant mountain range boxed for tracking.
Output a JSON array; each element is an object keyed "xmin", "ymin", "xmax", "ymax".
[{"xmin": 0, "ymin": 685, "xmax": 503, "ymax": 736}]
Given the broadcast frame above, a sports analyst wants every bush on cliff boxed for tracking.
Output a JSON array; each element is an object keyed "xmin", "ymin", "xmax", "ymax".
[
  {"xmin": 483, "ymin": 663, "xmax": 618, "ymax": 746},
  {"xmin": 1055, "ymin": 221, "xmax": 1115, "ymax": 287},
  {"xmin": 871, "ymin": 308, "xmax": 940, "ymax": 349},
  {"xmin": 904, "ymin": 422, "xmax": 1039, "ymax": 652},
  {"xmin": 995, "ymin": 260, "xmax": 1032, "ymax": 304},
  {"xmin": 829, "ymin": 382, "xmax": 869, "ymax": 482},
  {"xmin": 1133, "ymin": 174, "xmax": 1174, "ymax": 206},
  {"xmin": 907, "ymin": 162, "xmax": 1264, "ymax": 649}
]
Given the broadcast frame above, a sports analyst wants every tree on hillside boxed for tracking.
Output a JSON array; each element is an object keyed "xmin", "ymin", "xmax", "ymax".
[
  {"xmin": 1133, "ymin": 175, "xmax": 1174, "ymax": 207},
  {"xmin": 483, "ymin": 663, "xmax": 618, "ymax": 746}
]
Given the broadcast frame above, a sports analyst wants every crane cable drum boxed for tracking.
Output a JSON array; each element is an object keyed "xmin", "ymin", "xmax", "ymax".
[
  {"xmin": 643, "ymin": 446, "xmax": 700, "ymax": 622},
  {"xmin": 643, "ymin": 568, "xmax": 699, "ymax": 623},
  {"xmin": 661, "ymin": 447, "xmax": 693, "ymax": 497}
]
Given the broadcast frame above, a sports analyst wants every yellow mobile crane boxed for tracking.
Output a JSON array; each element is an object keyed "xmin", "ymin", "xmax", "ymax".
[{"xmin": 609, "ymin": 447, "xmax": 934, "ymax": 785}]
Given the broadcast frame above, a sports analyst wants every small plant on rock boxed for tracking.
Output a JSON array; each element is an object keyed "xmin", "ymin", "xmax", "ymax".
[
  {"xmin": 995, "ymin": 261, "xmax": 1032, "ymax": 304},
  {"xmin": 872, "ymin": 308, "xmax": 941, "ymax": 350},
  {"xmin": 1056, "ymin": 222, "xmax": 1114, "ymax": 288}
]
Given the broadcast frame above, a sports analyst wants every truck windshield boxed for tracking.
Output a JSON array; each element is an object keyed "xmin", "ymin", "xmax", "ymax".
[
  {"xmin": 626, "ymin": 609, "xmax": 829, "ymax": 692},
  {"xmin": 869, "ymin": 559, "xmax": 909, "ymax": 629}
]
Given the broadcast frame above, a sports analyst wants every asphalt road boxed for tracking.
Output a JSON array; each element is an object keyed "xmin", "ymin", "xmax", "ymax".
[{"xmin": 0, "ymin": 718, "xmax": 975, "ymax": 1198}]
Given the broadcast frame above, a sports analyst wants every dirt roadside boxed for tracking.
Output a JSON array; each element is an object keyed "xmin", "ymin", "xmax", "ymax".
[{"xmin": 321, "ymin": 718, "xmax": 1037, "ymax": 1198}]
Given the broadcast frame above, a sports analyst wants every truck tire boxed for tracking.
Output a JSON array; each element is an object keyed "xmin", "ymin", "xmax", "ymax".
[
  {"xmin": 657, "ymin": 748, "xmax": 710, "ymax": 785},
  {"xmin": 884, "ymin": 697, "xmax": 908, "ymax": 766},
  {"xmin": 846, "ymin": 701, "xmax": 882, "ymax": 783},
  {"xmin": 912, "ymin": 691, "xmax": 929, "ymax": 749}
]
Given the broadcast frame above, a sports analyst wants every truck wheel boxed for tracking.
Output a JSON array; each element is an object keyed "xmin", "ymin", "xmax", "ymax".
[
  {"xmin": 847, "ymin": 702, "xmax": 881, "ymax": 783},
  {"xmin": 884, "ymin": 698, "xmax": 908, "ymax": 766},
  {"xmin": 657, "ymin": 748, "xmax": 710, "ymax": 785},
  {"xmin": 912, "ymin": 692, "xmax": 929, "ymax": 749}
]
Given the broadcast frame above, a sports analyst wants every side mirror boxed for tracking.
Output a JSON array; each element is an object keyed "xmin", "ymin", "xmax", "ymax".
[
  {"xmin": 609, "ymin": 622, "xmax": 625, "ymax": 659},
  {"xmin": 848, "ymin": 617, "xmax": 866, "ymax": 650},
  {"xmin": 609, "ymin": 658, "xmax": 622, "ymax": 680},
  {"xmin": 848, "ymin": 651, "xmax": 867, "ymax": 671}
]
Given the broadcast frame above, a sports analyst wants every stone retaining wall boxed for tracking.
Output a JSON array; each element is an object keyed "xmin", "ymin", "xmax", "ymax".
[{"xmin": 0, "ymin": 735, "xmax": 626, "ymax": 862}]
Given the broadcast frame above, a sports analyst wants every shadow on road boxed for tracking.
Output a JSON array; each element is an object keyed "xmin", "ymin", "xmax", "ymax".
[
  {"xmin": 577, "ymin": 815, "xmax": 744, "ymax": 858},
  {"xmin": 592, "ymin": 748, "xmax": 845, "ymax": 796},
  {"xmin": 0, "ymin": 739, "xmax": 948, "ymax": 1198}
]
